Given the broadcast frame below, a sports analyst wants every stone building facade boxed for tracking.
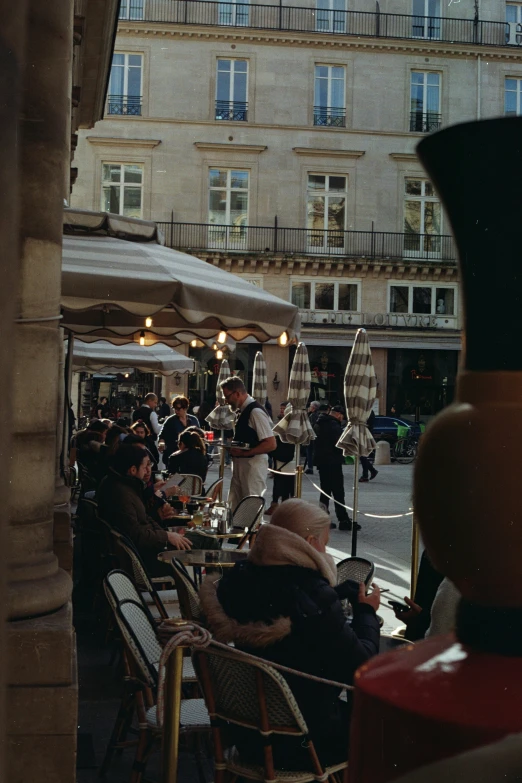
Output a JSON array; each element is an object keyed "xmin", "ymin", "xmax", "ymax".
[{"xmin": 71, "ymin": 0, "xmax": 522, "ymax": 417}]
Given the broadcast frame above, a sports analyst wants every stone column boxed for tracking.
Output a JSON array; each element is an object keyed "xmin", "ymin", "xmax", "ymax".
[
  {"xmin": 7, "ymin": 0, "xmax": 78, "ymax": 780},
  {"xmin": 262, "ymin": 344, "xmax": 290, "ymax": 412},
  {"xmin": 0, "ymin": 2, "xmax": 26, "ymax": 777}
]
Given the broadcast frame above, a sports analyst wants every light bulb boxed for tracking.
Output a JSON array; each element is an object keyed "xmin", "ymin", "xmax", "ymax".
[
  {"xmin": 124, "ymin": 373, "xmax": 129, "ymax": 378},
  {"xmin": 212, "ymin": 343, "xmax": 218, "ymax": 351},
  {"xmin": 190, "ymin": 339, "xmax": 197, "ymax": 348},
  {"xmin": 217, "ymin": 330, "xmax": 227, "ymax": 344},
  {"xmin": 278, "ymin": 331, "xmax": 288, "ymax": 347},
  {"xmin": 216, "ymin": 349, "xmax": 223, "ymax": 360},
  {"xmin": 139, "ymin": 330, "xmax": 145, "ymax": 346},
  {"xmin": 145, "ymin": 317, "xmax": 153, "ymax": 328}
]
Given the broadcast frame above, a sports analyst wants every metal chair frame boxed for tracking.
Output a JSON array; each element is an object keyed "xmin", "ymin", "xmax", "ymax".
[
  {"xmin": 178, "ymin": 473, "xmax": 203, "ymax": 496},
  {"xmin": 336, "ymin": 556, "xmax": 375, "ymax": 587},
  {"xmin": 230, "ymin": 495, "xmax": 266, "ymax": 550}
]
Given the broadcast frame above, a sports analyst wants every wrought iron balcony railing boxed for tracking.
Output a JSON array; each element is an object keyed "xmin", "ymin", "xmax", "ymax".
[
  {"xmin": 106, "ymin": 95, "xmax": 142, "ymax": 116},
  {"xmin": 119, "ymin": 0, "xmax": 514, "ymax": 49},
  {"xmin": 156, "ymin": 220, "xmax": 457, "ymax": 262},
  {"xmin": 409, "ymin": 111, "xmax": 442, "ymax": 133},
  {"xmin": 313, "ymin": 106, "xmax": 346, "ymax": 127},
  {"xmin": 215, "ymin": 100, "xmax": 248, "ymax": 121}
]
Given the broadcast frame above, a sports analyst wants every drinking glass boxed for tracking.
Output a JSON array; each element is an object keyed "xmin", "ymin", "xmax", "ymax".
[{"xmin": 179, "ymin": 493, "xmax": 190, "ymax": 515}]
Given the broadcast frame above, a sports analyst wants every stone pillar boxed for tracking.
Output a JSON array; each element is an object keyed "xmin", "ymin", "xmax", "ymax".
[
  {"xmin": 7, "ymin": 0, "xmax": 78, "ymax": 781},
  {"xmin": 262, "ymin": 344, "xmax": 290, "ymax": 413},
  {"xmin": 0, "ymin": 2, "xmax": 26, "ymax": 777}
]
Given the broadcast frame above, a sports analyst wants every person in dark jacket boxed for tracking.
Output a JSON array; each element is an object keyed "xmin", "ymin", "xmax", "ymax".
[
  {"xmin": 265, "ymin": 401, "xmax": 295, "ymax": 515},
  {"xmin": 159, "ymin": 395, "xmax": 200, "ymax": 461},
  {"xmin": 359, "ymin": 409, "xmax": 378, "ymax": 482},
  {"xmin": 158, "ymin": 396, "xmax": 171, "ymax": 420},
  {"xmin": 167, "ymin": 430, "xmax": 208, "ymax": 484},
  {"xmin": 200, "ymin": 499, "xmax": 380, "ymax": 768},
  {"xmin": 96, "ymin": 444, "xmax": 191, "ymax": 575},
  {"xmin": 313, "ymin": 405, "xmax": 354, "ymax": 531},
  {"xmin": 130, "ymin": 420, "xmax": 160, "ymax": 470}
]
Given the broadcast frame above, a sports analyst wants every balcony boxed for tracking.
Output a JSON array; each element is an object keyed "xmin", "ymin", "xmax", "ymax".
[
  {"xmin": 119, "ymin": 0, "xmax": 514, "ymax": 48},
  {"xmin": 215, "ymin": 100, "xmax": 248, "ymax": 121},
  {"xmin": 313, "ymin": 106, "xmax": 346, "ymax": 127},
  {"xmin": 157, "ymin": 221, "xmax": 457, "ymax": 262},
  {"xmin": 106, "ymin": 94, "xmax": 142, "ymax": 116},
  {"xmin": 409, "ymin": 111, "xmax": 442, "ymax": 133}
]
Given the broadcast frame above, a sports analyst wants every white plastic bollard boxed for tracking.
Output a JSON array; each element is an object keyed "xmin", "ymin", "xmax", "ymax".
[{"xmin": 374, "ymin": 440, "xmax": 391, "ymax": 465}]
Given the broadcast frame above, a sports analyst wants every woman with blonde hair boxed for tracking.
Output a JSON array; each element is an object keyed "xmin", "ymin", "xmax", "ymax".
[{"xmin": 200, "ymin": 498, "xmax": 380, "ymax": 768}]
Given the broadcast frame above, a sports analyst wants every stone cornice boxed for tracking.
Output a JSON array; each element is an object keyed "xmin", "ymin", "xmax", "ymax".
[
  {"xmin": 194, "ymin": 142, "xmax": 267, "ymax": 153},
  {"xmin": 117, "ymin": 22, "xmax": 522, "ymax": 61},
  {"xmin": 293, "ymin": 147, "xmax": 365, "ymax": 158},
  {"xmin": 87, "ymin": 136, "xmax": 161, "ymax": 148},
  {"xmin": 179, "ymin": 250, "xmax": 459, "ymax": 281},
  {"xmin": 389, "ymin": 152, "xmax": 419, "ymax": 162}
]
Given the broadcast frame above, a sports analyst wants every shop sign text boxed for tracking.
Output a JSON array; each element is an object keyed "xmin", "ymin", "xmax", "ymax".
[{"xmin": 300, "ymin": 310, "xmax": 438, "ymax": 328}]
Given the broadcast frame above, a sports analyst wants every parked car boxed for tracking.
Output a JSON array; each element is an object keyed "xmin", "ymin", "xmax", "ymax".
[{"xmin": 372, "ymin": 416, "xmax": 422, "ymax": 445}]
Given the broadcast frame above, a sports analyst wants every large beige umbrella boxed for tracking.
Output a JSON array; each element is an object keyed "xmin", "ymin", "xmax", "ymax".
[
  {"xmin": 336, "ymin": 328, "xmax": 377, "ymax": 555},
  {"xmin": 61, "ymin": 209, "xmax": 300, "ymax": 345},
  {"xmin": 72, "ymin": 339, "xmax": 194, "ymax": 376},
  {"xmin": 206, "ymin": 359, "xmax": 235, "ymax": 494},
  {"xmin": 252, "ymin": 351, "xmax": 268, "ymax": 407},
  {"xmin": 273, "ymin": 342, "xmax": 315, "ymax": 496}
]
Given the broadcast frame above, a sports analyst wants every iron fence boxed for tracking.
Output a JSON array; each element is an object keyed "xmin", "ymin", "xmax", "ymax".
[
  {"xmin": 313, "ymin": 106, "xmax": 346, "ymax": 127},
  {"xmin": 106, "ymin": 94, "xmax": 142, "ymax": 116},
  {"xmin": 409, "ymin": 111, "xmax": 442, "ymax": 132},
  {"xmin": 157, "ymin": 221, "xmax": 457, "ymax": 261},
  {"xmin": 122, "ymin": 0, "xmax": 511, "ymax": 48},
  {"xmin": 215, "ymin": 100, "xmax": 248, "ymax": 121}
]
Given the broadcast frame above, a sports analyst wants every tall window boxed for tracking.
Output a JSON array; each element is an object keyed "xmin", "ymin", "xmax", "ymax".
[
  {"xmin": 101, "ymin": 163, "xmax": 143, "ymax": 218},
  {"xmin": 119, "ymin": 0, "xmax": 144, "ymax": 20},
  {"xmin": 506, "ymin": 3, "xmax": 522, "ymax": 44},
  {"xmin": 412, "ymin": 0, "xmax": 441, "ymax": 39},
  {"xmin": 404, "ymin": 178, "xmax": 442, "ymax": 257},
  {"xmin": 410, "ymin": 71, "xmax": 441, "ymax": 132},
  {"xmin": 314, "ymin": 65, "xmax": 345, "ymax": 127},
  {"xmin": 215, "ymin": 59, "xmax": 248, "ymax": 121},
  {"xmin": 218, "ymin": 0, "xmax": 249, "ymax": 26},
  {"xmin": 505, "ymin": 78, "xmax": 522, "ymax": 115},
  {"xmin": 389, "ymin": 284, "xmax": 455, "ymax": 316},
  {"xmin": 306, "ymin": 174, "xmax": 347, "ymax": 254},
  {"xmin": 316, "ymin": 0, "xmax": 347, "ymax": 33},
  {"xmin": 291, "ymin": 281, "xmax": 359, "ymax": 311},
  {"xmin": 107, "ymin": 53, "xmax": 142, "ymax": 116},
  {"xmin": 208, "ymin": 169, "xmax": 249, "ymax": 248}
]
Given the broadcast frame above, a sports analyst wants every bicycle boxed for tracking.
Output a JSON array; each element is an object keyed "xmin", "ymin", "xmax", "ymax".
[{"xmin": 392, "ymin": 433, "xmax": 419, "ymax": 464}]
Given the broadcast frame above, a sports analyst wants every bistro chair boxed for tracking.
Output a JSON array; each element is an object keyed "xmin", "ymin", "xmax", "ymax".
[
  {"xmin": 178, "ymin": 474, "xmax": 203, "ymax": 497},
  {"xmin": 205, "ymin": 477, "xmax": 223, "ymax": 502},
  {"xmin": 110, "ymin": 530, "xmax": 180, "ymax": 620},
  {"xmin": 114, "ymin": 598, "xmax": 210, "ymax": 783},
  {"xmin": 167, "ymin": 558, "xmax": 204, "ymax": 623},
  {"xmin": 191, "ymin": 643, "xmax": 349, "ymax": 783},
  {"xmin": 228, "ymin": 495, "xmax": 266, "ymax": 550},
  {"xmin": 76, "ymin": 459, "xmax": 98, "ymax": 498},
  {"xmin": 336, "ymin": 557, "xmax": 375, "ymax": 587}
]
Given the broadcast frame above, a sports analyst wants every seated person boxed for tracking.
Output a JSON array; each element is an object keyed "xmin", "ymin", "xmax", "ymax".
[
  {"xmin": 392, "ymin": 550, "xmax": 447, "ymax": 640},
  {"xmin": 168, "ymin": 430, "xmax": 208, "ymax": 484},
  {"xmin": 200, "ymin": 499, "xmax": 380, "ymax": 768},
  {"xmin": 130, "ymin": 419, "xmax": 160, "ymax": 470},
  {"xmin": 97, "ymin": 444, "xmax": 191, "ymax": 576}
]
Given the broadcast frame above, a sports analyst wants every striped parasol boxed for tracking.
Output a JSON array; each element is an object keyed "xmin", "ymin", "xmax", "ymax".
[
  {"xmin": 206, "ymin": 359, "xmax": 235, "ymax": 430},
  {"xmin": 273, "ymin": 342, "xmax": 315, "ymax": 445},
  {"xmin": 337, "ymin": 328, "xmax": 377, "ymax": 457},
  {"xmin": 252, "ymin": 351, "xmax": 268, "ymax": 406}
]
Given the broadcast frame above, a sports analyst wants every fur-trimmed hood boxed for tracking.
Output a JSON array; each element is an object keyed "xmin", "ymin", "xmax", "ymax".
[{"xmin": 200, "ymin": 524, "xmax": 337, "ymax": 648}]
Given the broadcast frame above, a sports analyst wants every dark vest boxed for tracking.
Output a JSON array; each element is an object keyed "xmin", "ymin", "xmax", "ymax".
[
  {"xmin": 234, "ymin": 400, "xmax": 269, "ymax": 452},
  {"xmin": 132, "ymin": 405, "xmax": 156, "ymax": 440}
]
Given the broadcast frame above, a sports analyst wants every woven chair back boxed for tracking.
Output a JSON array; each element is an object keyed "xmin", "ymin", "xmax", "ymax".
[
  {"xmin": 192, "ymin": 644, "xmax": 308, "ymax": 735},
  {"xmin": 77, "ymin": 460, "xmax": 97, "ymax": 495},
  {"xmin": 116, "ymin": 599, "xmax": 162, "ymax": 688},
  {"xmin": 206, "ymin": 478, "xmax": 223, "ymax": 502},
  {"xmin": 168, "ymin": 559, "xmax": 203, "ymax": 622},
  {"xmin": 114, "ymin": 534, "xmax": 155, "ymax": 593},
  {"xmin": 336, "ymin": 557, "xmax": 375, "ymax": 587},
  {"xmin": 104, "ymin": 569, "xmax": 157, "ymax": 626},
  {"xmin": 231, "ymin": 495, "xmax": 265, "ymax": 549},
  {"xmin": 178, "ymin": 474, "xmax": 203, "ymax": 496}
]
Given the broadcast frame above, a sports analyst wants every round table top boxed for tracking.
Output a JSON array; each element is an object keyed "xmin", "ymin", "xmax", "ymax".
[{"xmin": 158, "ymin": 549, "xmax": 249, "ymax": 567}]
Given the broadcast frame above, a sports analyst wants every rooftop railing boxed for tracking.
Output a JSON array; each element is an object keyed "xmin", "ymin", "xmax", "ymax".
[
  {"xmin": 157, "ymin": 220, "xmax": 457, "ymax": 262},
  {"xmin": 121, "ymin": 1, "xmax": 514, "ymax": 48}
]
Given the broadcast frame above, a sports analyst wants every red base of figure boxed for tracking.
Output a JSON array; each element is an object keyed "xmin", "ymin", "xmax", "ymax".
[{"xmin": 349, "ymin": 633, "xmax": 522, "ymax": 782}]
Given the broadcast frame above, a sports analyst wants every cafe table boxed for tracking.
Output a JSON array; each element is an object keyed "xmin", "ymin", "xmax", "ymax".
[{"xmin": 158, "ymin": 549, "xmax": 248, "ymax": 569}]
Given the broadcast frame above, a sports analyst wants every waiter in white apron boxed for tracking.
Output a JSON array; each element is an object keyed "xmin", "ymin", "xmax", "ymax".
[{"xmin": 218, "ymin": 376, "xmax": 276, "ymax": 511}]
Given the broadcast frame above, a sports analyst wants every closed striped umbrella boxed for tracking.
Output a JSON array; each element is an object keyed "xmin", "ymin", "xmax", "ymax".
[
  {"xmin": 274, "ymin": 342, "xmax": 315, "ymax": 446},
  {"xmin": 252, "ymin": 352, "xmax": 268, "ymax": 406},
  {"xmin": 337, "ymin": 328, "xmax": 377, "ymax": 555},
  {"xmin": 206, "ymin": 359, "xmax": 235, "ymax": 430}
]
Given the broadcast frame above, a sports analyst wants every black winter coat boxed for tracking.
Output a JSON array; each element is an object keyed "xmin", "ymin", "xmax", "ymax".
[{"xmin": 313, "ymin": 413, "xmax": 345, "ymax": 467}]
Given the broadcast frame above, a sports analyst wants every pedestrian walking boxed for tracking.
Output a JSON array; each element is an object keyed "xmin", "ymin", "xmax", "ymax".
[
  {"xmin": 219, "ymin": 376, "xmax": 276, "ymax": 510},
  {"xmin": 265, "ymin": 401, "xmax": 295, "ymax": 515},
  {"xmin": 304, "ymin": 400, "xmax": 321, "ymax": 474},
  {"xmin": 313, "ymin": 404, "xmax": 357, "ymax": 531},
  {"xmin": 359, "ymin": 409, "xmax": 378, "ymax": 483}
]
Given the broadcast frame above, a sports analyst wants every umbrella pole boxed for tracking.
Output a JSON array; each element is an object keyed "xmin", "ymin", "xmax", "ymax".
[
  {"xmin": 410, "ymin": 511, "xmax": 420, "ymax": 598},
  {"xmin": 218, "ymin": 429, "xmax": 225, "ymax": 501},
  {"xmin": 351, "ymin": 450, "xmax": 358, "ymax": 556},
  {"xmin": 294, "ymin": 444, "xmax": 302, "ymax": 498}
]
